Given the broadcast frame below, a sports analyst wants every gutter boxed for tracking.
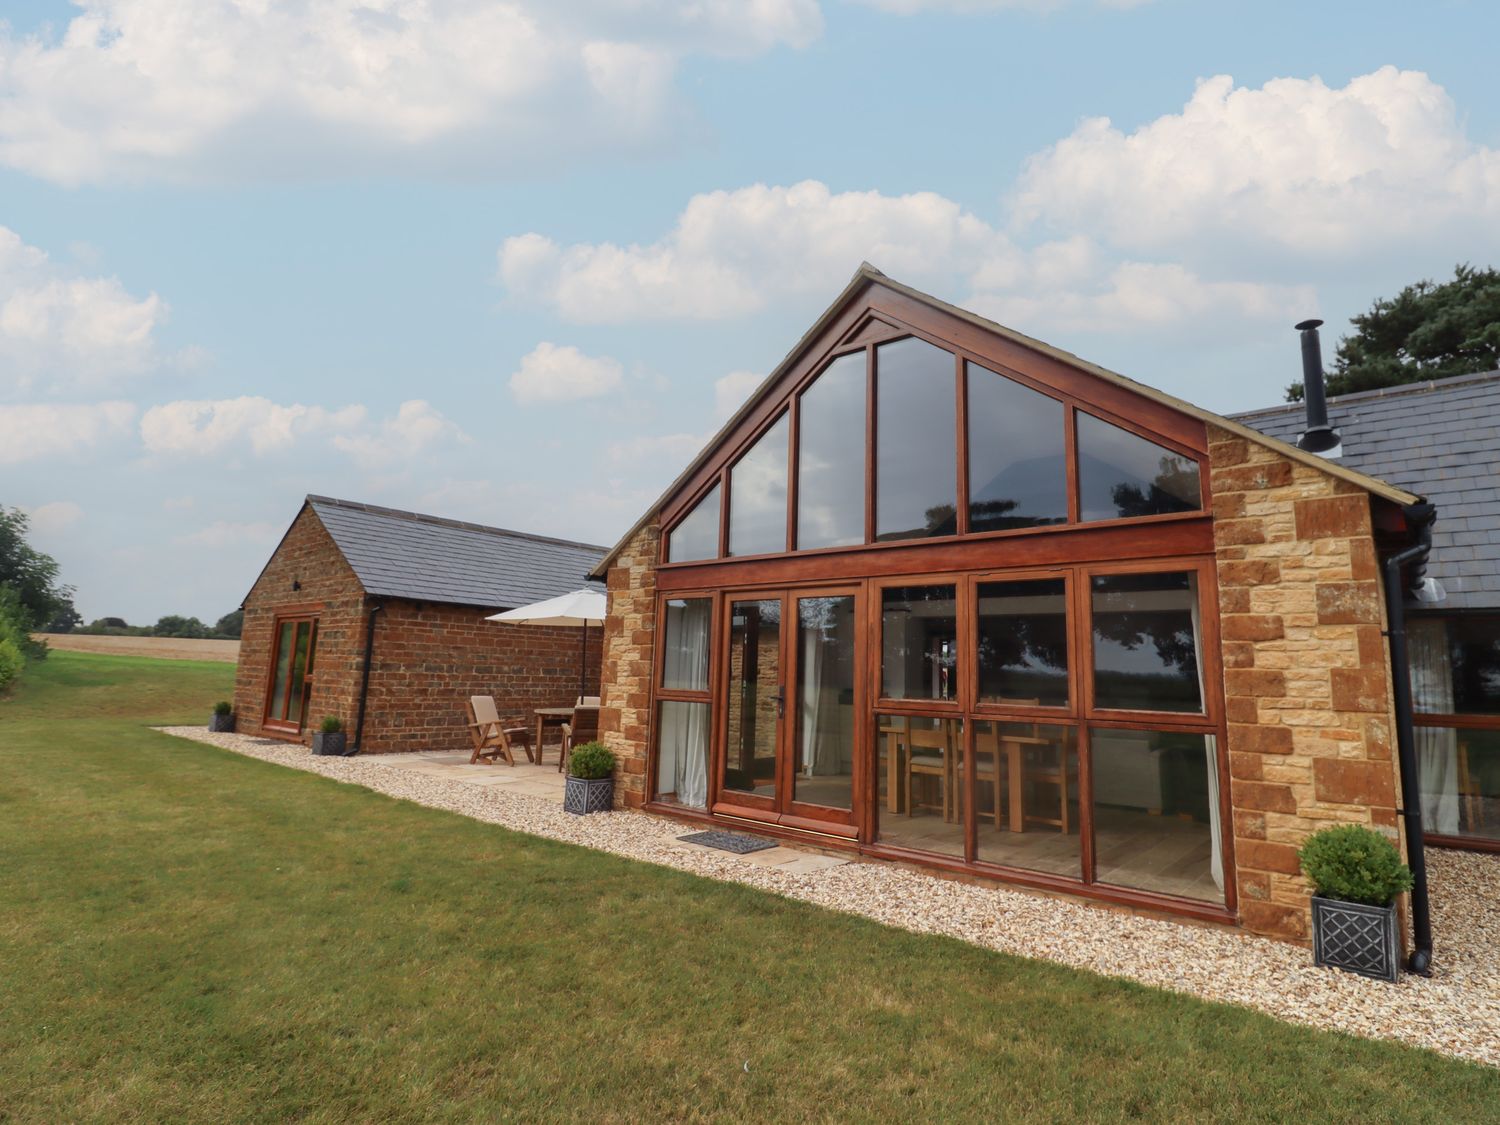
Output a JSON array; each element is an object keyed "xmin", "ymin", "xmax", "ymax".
[
  {"xmin": 1382, "ymin": 501, "xmax": 1437, "ymax": 975},
  {"xmin": 351, "ymin": 601, "xmax": 383, "ymax": 755}
]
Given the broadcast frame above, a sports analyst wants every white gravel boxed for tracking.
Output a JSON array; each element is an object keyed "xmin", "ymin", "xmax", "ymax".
[{"xmin": 162, "ymin": 727, "xmax": 1500, "ymax": 1069}]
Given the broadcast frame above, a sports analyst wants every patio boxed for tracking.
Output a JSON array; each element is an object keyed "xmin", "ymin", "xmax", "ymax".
[{"xmin": 164, "ymin": 725, "xmax": 1500, "ymax": 1068}]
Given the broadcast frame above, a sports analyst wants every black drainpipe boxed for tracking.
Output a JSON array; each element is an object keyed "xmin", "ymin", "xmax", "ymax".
[
  {"xmin": 1383, "ymin": 501, "xmax": 1437, "ymax": 975},
  {"xmin": 352, "ymin": 601, "xmax": 384, "ymax": 755}
]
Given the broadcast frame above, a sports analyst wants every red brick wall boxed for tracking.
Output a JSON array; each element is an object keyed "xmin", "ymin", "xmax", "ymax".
[
  {"xmin": 358, "ymin": 601, "xmax": 602, "ymax": 754},
  {"xmin": 234, "ymin": 507, "xmax": 365, "ymax": 741}
]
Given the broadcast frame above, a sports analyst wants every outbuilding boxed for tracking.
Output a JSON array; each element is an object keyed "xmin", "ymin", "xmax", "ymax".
[
  {"xmin": 233, "ymin": 495, "xmax": 605, "ymax": 753},
  {"xmin": 588, "ymin": 264, "xmax": 1442, "ymax": 945}
]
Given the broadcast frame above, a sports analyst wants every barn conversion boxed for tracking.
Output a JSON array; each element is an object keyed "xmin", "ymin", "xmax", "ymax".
[
  {"xmin": 588, "ymin": 264, "xmax": 1446, "ymax": 945},
  {"xmin": 233, "ymin": 495, "xmax": 605, "ymax": 753}
]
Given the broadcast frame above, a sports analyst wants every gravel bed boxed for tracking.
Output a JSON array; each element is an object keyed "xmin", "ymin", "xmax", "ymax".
[{"xmin": 162, "ymin": 727, "xmax": 1500, "ymax": 1068}]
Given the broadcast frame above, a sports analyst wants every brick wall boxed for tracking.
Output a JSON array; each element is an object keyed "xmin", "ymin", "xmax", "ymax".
[
  {"xmin": 234, "ymin": 507, "xmax": 365, "ymax": 741},
  {"xmin": 1210, "ymin": 425, "xmax": 1404, "ymax": 942},
  {"xmin": 599, "ymin": 522, "xmax": 660, "ymax": 808},
  {"xmin": 358, "ymin": 600, "xmax": 601, "ymax": 754}
]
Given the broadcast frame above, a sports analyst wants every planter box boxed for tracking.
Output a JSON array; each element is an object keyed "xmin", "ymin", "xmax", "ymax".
[
  {"xmin": 312, "ymin": 731, "xmax": 348, "ymax": 757},
  {"xmin": 208, "ymin": 713, "xmax": 236, "ymax": 733},
  {"xmin": 564, "ymin": 775, "xmax": 614, "ymax": 815},
  {"xmin": 1311, "ymin": 896, "xmax": 1400, "ymax": 983}
]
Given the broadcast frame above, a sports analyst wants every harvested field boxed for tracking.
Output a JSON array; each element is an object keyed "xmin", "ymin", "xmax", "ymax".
[{"xmin": 34, "ymin": 633, "xmax": 240, "ymax": 662}]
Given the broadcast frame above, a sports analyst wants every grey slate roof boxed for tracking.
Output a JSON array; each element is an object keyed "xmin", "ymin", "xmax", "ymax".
[
  {"xmin": 306, "ymin": 495, "xmax": 606, "ymax": 610},
  {"xmin": 1231, "ymin": 370, "xmax": 1500, "ymax": 610}
]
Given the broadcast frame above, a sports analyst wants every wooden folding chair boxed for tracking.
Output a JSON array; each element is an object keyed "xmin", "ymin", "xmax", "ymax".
[
  {"xmin": 465, "ymin": 696, "xmax": 533, "ymax": 766},
  {"xmin": 558, "ymin": 705, "xmax": 600, "ymax": 774}
]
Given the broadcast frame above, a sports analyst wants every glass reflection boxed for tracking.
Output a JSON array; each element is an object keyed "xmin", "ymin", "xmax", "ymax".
[
  {"xmin": 966, "ymin": 362, "xmax": 1068, "ymax": 531},
  {"xmin": 1076, "ymin": 412, "xmax": 1201, "ymax": 522},
  {"xmin": 1092, "ymin": 572, "xmax": 1204, "ymax": 713},
  {"xmin": 797, "ymin": 353, "xmax": 866, "ymax": 550},
  {"xmin": 728, "ymin": 413, "xmax": 789, "ymax": 557},
  {"xmin": 876, "ymin": 714, "xmax": 966, "ymax": 857},
  {"xmin": 724, "ymin": 599, "xmax": 781, "ymax": 797},
  {"xmin": 973, "ymin": 721, "xmax": 1081, "ymax": 877},
  {"xmin": 876, "ymin": 337, "xmax": 957, "ymax": 541},
  {"xmin": 661, "ymin": 598, "xmax": 710, "ymax": 692},
  {"xmin": 793, "ymin": 596, "xmax": 856, "ymax": 811},
  {"xmin": 667, "ymin": 483, "xmax": 720, "ymax": 563},
  {"xmin": 1415, "ymin": 725, "xmax": 1500, "ymax": 842},
  {"xmin": 881, "ymin": 585, "xmax": 957, "ymax": 701},
  {"xmin": 977, "ymin": 579, "xmax": 1069, "ymax": 707}
]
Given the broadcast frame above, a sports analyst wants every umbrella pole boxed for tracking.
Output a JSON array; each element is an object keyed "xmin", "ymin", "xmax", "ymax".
[{"xmin": 578, "ymin": 623, "xmax": 587, "ymax": 701}]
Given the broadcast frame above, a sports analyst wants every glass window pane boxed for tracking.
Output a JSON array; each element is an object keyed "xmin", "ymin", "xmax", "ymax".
[
  {"xmin": 269, "ymin": 620, "xmax": 293, "ymax": 720},
  {"xmin": 1091, "ymin": 728, "xmax": 1224, "ymax": 903},
  {"xmin": 1077, "ymin": 412, "xmax": 1201, "ymax": 522},
  {"xmin": 725, "ymin": 599, "xmax": 781, "ymax": 798},
  {"xmin": 793, "ymin": 596, "xmax": 856, "ymax": 811},
  {"xmin": 974, "ymin": 721, "xmax": 1081, "ymax": 877},
  {"xmin": 666, "ymin": 483, "xmax": 720, "ymax": 563},
  {"xmin": 881, "ymin": 585, "xmax": 957, "ymax": 701},
  {"xmin": 977, "ymin": 579, "xmax": 1069, "ymax": 708},
  {"xmin": 876, "ymin": 337, "xmax": 957, "ymax": 541},
  {"xmin": 876, "ymin": 714, "xmax": 965, "ymax": 858},
  {"xmin": 1448, "ymin": 616, "xmax": 1500, "ymax": 715},
  {"xmin": 1416, "ymin": 725, "xmax": 1500, "ymax": 841},
  {"xmin": 728, "ymin": 413, "xmax": 789, "ymax": 557},
  {"xmin": 966, "ymin": 362, "xmax": 1068, "ymax": 532},
  {"xmin": 1092, "ymin": 572, "xmax": 1204, "ymax": 713},
  {"xmin": 797, "ymin": 352, "xmax": 867, "ymax": 550},
  {"xmin": 655, "ymin": 700, "xmax": 711, "ymax": 809},
  {"xmin": 661, "ymin": 598, "xmax": 710, "ymax": 692}
]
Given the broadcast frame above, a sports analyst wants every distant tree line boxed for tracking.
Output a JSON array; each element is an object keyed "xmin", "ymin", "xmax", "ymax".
[{"xmin": 68, "ymin": 610, "xmax": 243, "ymax": 640}]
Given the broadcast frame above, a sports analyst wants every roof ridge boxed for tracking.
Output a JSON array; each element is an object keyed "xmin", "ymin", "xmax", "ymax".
[
  {"xmin": 305, "ymin": 495, "xmax": 609, "ymax": 553},
  {"xmin": 1230, "ymin": 367, "xmax": 1500, "ymax": 419}
]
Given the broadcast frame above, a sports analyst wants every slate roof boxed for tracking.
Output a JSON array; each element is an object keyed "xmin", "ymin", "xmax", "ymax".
[
  {"xmin": 1231, "ymin": 370, "xmax": 1500, "ymax": 610},
  {"xmin": 304, "ymin": 495, "xmax": 607, "ymax": 610}
]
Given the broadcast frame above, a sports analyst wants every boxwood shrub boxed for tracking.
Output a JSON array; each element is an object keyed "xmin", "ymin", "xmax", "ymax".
[
  {"xmin": 568, "ymin": 741, "xmax": 615, "ymax": 780},
  {"xmin": 1298, "ymin": 824, "xmax": 1413, "ymax": 906}
]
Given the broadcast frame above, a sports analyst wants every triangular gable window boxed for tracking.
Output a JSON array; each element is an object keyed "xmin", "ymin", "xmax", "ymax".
[
  {"xmin": 666, "ymin": 482, "xmax": 720, "ymax": 563},
  {"xmin": 1076, "ymin": 412, "xmax": 1201, "ymax": 522}
]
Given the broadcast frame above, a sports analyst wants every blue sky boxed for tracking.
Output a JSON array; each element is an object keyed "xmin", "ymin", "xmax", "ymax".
[{"xmin": 3, "ymin": 0, "xmax": 1497, "ymax": 623}]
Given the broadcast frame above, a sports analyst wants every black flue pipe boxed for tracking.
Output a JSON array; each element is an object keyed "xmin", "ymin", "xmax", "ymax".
[
  {"xmin": 1383, "ymin": 502, "xmax": 1437, "ymax": 975},
  {"xmin": 1295, "ymin": 319, "xmax": 1342, "ymax": 453}
]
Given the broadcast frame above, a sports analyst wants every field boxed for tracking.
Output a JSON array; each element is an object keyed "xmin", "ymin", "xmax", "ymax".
[
  {"xmin": 34, "ymin": 633, "xmax": 240, "ymax": 662},
  {"xmin": 2, "ymin": 650, "xmax": 1496, "ymax": 1122}
]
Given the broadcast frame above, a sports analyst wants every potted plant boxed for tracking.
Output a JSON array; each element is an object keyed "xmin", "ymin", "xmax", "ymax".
[
  {"xmin": 208, "ymin": 700, "xmax": 235, "ymax": 733},
  {"xmin": 564, "ymin": 741, "xmax": 615, "ymax": 815},
  {"xmin": 311, "ymin": 716, "xmax": 347, "ymax": 756},
  {"xmin": 1298, "ymin": 823, "xmax": 1414, "ymax": 983}
]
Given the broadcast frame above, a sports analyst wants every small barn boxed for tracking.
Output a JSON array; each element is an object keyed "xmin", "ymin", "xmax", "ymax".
[{"xmin": 233, "ymin": 495, "xmax": 606, "ymax": 753}]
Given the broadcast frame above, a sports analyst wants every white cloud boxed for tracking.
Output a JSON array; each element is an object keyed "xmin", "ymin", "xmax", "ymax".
[
  {"xmin": 1013, "ymin": 67, "xmax": 1500, "ymax": 259},
  {"xmin": 499, "ymin": 179, "xmax": 1017, "ymax": 323},
  {"xmin": 174, "ymin": 520, "xmax": 282, "ymax": 548},
  {"xmin": 0, "ymin": 227, "xmax": 172, "ymax": 392},
  {"xmin": 332, "ymin": 399, "xmax": 469, "ymax": 468},
  {"xmin": 0, "ymin": 0, "xmax": 822, "ymax": 185},
  {"xmin": 851, "ymin": 0, "xmax": 1152, "ymax": 10},
  {"xmin": 509, "ymin": 342, "xmax": 624, "ymax": 403},
  {"xmin": 605, "ymin": 431, "xmax": 707, "ymax": 470},
  {"xmin": 714, "ymin": 370, "xmax": 763, "ymax": 419},
  {"xmin": 20, "ymin": 500, "xmax": 83, "ymax": 534},
  {"xmin": 0, "ymin": 401, "xmax": 136, "ymax": 463},
  {"xmin": 140, "ymin": 396, "xmax": 365, "ymax": 456}
]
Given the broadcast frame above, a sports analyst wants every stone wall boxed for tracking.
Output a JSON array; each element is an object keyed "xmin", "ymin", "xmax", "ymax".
[
  {"xmin": 599, "ymin": 522, "xmax": 660, "ymax": 808},
  {"xmin": 1209, "ymin": 425, "xmax": 1404, "ymax": 942},
  {"xmin": 234, "ymin": 507, "xmax": 366, "ymax": 742}
]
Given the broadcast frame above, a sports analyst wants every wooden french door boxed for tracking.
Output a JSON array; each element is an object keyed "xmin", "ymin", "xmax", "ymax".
[
  {"xmin": 263, "ymin": 614, "xmax": 318, "ymax": 734},
  {"xmin": 714, "ymin": 587, "xmax": 863, "ymax": 835}
]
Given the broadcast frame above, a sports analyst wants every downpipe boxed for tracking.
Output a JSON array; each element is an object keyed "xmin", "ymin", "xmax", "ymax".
[
  {"xmin": 351, "ymin": 602, "xmax": 383, "ymax": 755},
  {"xmin": 1383, "ymin": 502, "xmax": 1436, "ymax": 976}
]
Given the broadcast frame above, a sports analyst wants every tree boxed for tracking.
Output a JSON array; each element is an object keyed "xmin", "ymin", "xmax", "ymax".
[
  {"xmin": 153, "ymin": 615, "xmax": 212, "ymax": 639},
  {"xmin": 213, "ymin": 609, "xmax": 244, "ymax": 638},
  {"xmin": 1286, "ymin": 264, "xmax": 1500, "ymax": 401},
  {"xmin": 0, "ymin": 506, "xmax": 73, "ymax": 629},
  {"xmin": 44, "ymin": 600, "xmax": 82, "ymax": 633}
]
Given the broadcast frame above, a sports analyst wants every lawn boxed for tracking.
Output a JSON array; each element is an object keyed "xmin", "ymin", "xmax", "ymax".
[{"xmin": 2, "ymin": 652, "xmax": 1496, "ymax": 1122}]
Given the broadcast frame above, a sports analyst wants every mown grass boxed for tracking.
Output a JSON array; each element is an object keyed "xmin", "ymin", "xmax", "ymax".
[{"xmin": 1, "ymin": 651, "xmax": 1496, "ymax": 1122}]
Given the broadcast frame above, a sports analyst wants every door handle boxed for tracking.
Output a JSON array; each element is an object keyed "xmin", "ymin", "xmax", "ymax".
[{"xmin": 776, "ymin": 686, "xmax": 785, "ymax": 719}]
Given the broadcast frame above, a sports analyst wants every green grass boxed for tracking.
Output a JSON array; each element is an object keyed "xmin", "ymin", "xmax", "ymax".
[{"xmin": 1, "ymin": 652, "xmax": 1496, "ymax": 1122}]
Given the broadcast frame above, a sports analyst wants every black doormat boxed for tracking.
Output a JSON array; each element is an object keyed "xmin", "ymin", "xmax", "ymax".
[{"xmin": 678, "ymin": 830, "xmax": 778, "ymax": 854}]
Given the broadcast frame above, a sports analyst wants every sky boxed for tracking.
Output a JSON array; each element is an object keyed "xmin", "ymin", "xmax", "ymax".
[{"xmin": 2, "ymin": 0, "xmax": 1497, "ymax": 624}]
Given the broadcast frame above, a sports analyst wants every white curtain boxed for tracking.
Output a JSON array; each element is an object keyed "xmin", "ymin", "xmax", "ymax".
[
  {"xmin": 1188, "ymin": 577, "xmax": 1224, "ymax": 892},
  {"xmin": 1409, "ymin": 618, "xmax": 1460, "ymax": 835},
  {"xmin": 660, "ymin": 601, "xmax": 710, "ymax": 808},
  {"xmin": 801, "ymin": 619, "xmax": 826, "ymax": 777}
]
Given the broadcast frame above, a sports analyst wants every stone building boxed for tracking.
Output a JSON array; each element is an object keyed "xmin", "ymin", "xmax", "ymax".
[
  {"xmin": 234, "ymin": 496, "xmax": 605, "ymax": 753},
  {"xmin": 587, "ymin": 264, "xmax": 1444, "ymax": 945}
]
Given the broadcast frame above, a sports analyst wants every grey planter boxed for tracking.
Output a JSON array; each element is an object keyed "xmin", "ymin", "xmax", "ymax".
[
  {"xmin": 564, "ymin": 775, "xmax": 614, "ymax": 815},
  {"xmin": 1311, "ymin": 896, "xmax": 1400, "ymax": 983},
  {"xmin": 312, "ymin": 731, "xmax": 348, "ymax": 756},
  {"xmin": 208, "ymin": 713, "xmax": 236, "ymax": 733}
]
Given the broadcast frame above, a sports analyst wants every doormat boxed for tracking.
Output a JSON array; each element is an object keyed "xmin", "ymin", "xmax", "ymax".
[{"xmin": 677, "ymin": 830, "xmax": 779, "ymax": 854}]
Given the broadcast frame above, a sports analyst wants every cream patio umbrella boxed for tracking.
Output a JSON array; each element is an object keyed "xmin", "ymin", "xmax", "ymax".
[{"xmin": 486, "ymin": 587, "xmax": 607, "ymax": 700}]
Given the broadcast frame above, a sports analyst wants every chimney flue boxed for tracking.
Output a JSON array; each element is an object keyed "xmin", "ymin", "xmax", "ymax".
[{"xmin": 1295, "ymin": 318, "xmax": 1341, "ymax": 455}]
